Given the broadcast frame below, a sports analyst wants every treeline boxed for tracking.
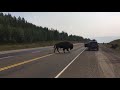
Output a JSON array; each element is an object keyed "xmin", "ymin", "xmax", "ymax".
[{"xmin": 0, "ymin": 13, "xmax": 90, "ymax": 43}]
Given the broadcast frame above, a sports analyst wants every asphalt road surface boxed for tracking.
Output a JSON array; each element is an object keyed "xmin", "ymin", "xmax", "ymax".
[{"xmin": 0, "ymin": 43, "xmax": 120, "ymax": 78}]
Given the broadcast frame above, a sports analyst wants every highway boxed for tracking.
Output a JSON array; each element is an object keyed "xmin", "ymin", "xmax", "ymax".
[{"xmin": 0, "ymin": 43, "xmax": 120, "ymax": 78}]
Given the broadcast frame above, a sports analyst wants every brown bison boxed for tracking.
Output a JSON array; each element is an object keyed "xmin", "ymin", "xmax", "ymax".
[{"xmin": 54, "ymin": 41, "xmax": 73, "ymax": 53}]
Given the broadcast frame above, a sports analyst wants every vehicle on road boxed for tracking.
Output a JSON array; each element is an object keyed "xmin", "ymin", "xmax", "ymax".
[{"xmin": 84, "ymin": 40, "xmax": 99, "ymax": 51}]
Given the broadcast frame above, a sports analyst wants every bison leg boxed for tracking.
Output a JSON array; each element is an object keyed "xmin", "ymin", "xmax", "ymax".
[
  {"xmin": 57, "ymin": 48, "xmax": 60, "ymax": 53},
  {"xmin": 67, "ymin": 48, "xmax": 70, "ymax": 53},
  {"xmin": 54, "ymin": 48, "xmax": 56, "ymax": 53},
  {"xmin": 63, "ymin": 48, "xmax": 65, "ymax": 53}
]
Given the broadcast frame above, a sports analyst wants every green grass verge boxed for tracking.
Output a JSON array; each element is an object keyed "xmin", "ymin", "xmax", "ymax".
[
  {"xmin": 103, "ymin": 39, "xmax": 120, "ymax": 52},
  {"xmin": 0, "ymin": 41, "xmax": 79, "ymax": 51}
]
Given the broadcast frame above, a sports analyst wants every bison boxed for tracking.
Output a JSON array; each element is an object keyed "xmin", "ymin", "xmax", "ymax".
[{"xmin": 54, "ymin": 41, "xmax": 73, "ymax": 53}]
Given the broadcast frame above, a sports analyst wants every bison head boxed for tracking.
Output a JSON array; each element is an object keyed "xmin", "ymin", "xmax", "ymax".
[{"xmin": 70, "ymin": 44, "xmax": 73, "ymax": 50}]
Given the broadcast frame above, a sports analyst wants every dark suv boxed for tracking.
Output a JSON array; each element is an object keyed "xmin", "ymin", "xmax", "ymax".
[{"xmin": 84, "ymin": 40, "xmax": 99, "ymax": 51}]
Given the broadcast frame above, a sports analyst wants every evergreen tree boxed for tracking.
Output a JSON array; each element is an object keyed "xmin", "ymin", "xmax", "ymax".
[{"xmin": 0, "ymin": 12, "xmax": 90, "ymax": 44}]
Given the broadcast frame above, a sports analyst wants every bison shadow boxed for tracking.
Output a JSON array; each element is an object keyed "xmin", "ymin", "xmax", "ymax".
[{"xmin": 54, "ymin": 51, "xmax": 71, "ymax": 54}]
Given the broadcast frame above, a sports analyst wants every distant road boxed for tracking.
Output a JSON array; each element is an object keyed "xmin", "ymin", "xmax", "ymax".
[{"xmin": 0, "ymin": 43, "xmax": 120, "ymax": 78}]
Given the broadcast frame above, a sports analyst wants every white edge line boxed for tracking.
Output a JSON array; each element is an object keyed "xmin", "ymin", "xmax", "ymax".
[
  {"xmin": 0, "ymin": 56, "xmax": 14, "ymax": 60},
  {"xmin": 54, "ymin": 48, "xmax": 86, "ymax": 78}
]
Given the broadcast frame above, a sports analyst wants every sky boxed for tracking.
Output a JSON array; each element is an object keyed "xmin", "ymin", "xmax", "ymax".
[{"xmin": 2, "ymin": 12, "xmax": 120, "ymax": 43}]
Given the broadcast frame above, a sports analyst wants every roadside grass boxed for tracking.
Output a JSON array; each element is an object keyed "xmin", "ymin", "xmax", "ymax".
[
  {"xmin": 0, "ymin": 41, "xmax": 79, "ymax": 51},
  {"xmin": 103, "ymin": 39, "xmax": 120, "ymax": 52},
  {"xmin": 110, "ymin": 39, "xmax": 120, "ymax": 51}
]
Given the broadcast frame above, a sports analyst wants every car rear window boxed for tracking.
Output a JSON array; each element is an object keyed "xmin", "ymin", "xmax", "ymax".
[{"xmin": 90, "ymin": 42, "xmax": 98, "ymax": 45}]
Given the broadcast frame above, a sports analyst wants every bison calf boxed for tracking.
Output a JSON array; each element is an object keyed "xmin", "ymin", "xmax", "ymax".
[{"xmin": 54, "ymin": 41, "xmax": 73, "ymax": 53}]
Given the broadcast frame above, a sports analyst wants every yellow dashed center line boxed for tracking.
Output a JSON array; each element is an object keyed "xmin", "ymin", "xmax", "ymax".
[
  {"xmin": 0, "ymin": 45, "xmax": 83, "ymax": 72},
  {"xmin": 0, "ymin": 53, "xmax": 54, "ymax": 72}
]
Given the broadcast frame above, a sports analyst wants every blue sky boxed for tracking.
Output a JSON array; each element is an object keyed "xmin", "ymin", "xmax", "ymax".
[{"xmin": 2, "ymin": 12, "xmax": 120, "ymax": 43}]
